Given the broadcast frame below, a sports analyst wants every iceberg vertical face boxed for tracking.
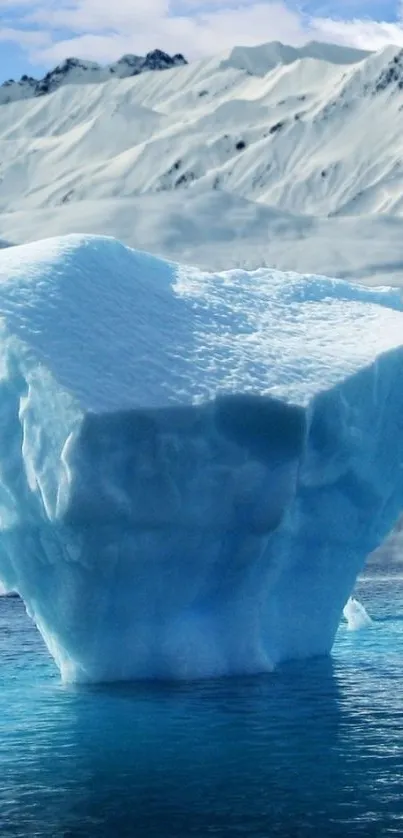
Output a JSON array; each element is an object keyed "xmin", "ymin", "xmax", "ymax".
[{"xmin": 0, "ymin": 234, "xmax": 403, "ymax": 682}]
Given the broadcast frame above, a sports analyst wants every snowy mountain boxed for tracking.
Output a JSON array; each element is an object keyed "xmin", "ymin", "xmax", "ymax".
[
  {"xmin": 0, "ymin": 51, "xmax": 187, "ymax": 105},
  {"xmin": 1, "ymin": 40, "xmax": 403, "ymax": 283}
]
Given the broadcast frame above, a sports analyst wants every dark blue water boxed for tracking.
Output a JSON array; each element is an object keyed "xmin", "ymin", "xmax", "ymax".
[{"xmin": 1, "ymin": 576, "xmax": 403, "ymax": 838}]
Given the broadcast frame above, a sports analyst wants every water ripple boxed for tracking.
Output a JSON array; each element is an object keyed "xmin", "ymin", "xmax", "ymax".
[{"xmin": 1, "ymin": 577, "xmax": 403, "ymax": 837}]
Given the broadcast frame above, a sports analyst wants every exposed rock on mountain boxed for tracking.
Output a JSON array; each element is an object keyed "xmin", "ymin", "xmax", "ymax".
[{"xmin": 0, "ymin": 51, "xmax": 187, "ymax": 105}]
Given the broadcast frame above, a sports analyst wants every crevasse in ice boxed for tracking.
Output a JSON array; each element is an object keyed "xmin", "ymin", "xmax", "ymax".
[{"xmin": 0, "ymin": 235, "xmax": 402, "ymax": 681}]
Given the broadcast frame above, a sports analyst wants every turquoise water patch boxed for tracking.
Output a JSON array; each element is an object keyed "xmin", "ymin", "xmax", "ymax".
[{"xmin": 1, "ymin": 576, "xmax": 403, "ymax": 837}]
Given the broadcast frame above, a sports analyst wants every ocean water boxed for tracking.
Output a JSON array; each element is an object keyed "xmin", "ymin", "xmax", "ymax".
[{"xmin": 1, "ymin": 575, "xmax": 402, "ymax": 838}]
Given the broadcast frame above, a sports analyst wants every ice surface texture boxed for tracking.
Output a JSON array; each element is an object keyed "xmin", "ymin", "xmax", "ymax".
[{"xmin": 0, "ymin": 234, "xmax": 403, "ymax": 682}]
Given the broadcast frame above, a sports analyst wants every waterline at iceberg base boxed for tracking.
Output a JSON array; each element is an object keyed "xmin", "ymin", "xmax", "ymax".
[{"xmin": 0, "ymin": 235, "xmax": 403, "ymax": 683}]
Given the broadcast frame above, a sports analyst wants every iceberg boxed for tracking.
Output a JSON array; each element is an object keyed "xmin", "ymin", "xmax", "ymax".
[
  {"xmin": 0, "ymin": 234, "xmax": 402, "ymax": 682},
  {"xmin": 343, "ymin": 597, "xmax": 373, "ymax": 630}
]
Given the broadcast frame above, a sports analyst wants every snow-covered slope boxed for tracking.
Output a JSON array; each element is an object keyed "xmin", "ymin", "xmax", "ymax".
[
  {"xmin": 1, "ymin": 235, "xmax": 403, "ymax": 681},
  {"xmin": 220, "ymin": 40, "xmax": 369, "ymax": 75},
  {"xmin": 1, "ymin": 40, "xmax": 403, "ymax": 283}
]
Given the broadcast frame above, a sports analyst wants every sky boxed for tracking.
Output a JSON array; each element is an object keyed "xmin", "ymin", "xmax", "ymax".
[{"xmin": 0, "ymin": 0, "xmax": 403, "ymax": 81}]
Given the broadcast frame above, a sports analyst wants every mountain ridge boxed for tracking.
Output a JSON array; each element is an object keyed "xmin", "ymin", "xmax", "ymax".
[
  {"xmin": 0, "ymin": 50, "xmax": 187, "ymax": 106},
  {"xmin": 1, "ymin": 39, "xmax": 403, "ymax": 286}
]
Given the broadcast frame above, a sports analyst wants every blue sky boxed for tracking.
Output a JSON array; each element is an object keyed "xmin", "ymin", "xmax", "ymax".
[{"xmin": 0, "ymin": 0, "xmax": 402, "ymax": 81}]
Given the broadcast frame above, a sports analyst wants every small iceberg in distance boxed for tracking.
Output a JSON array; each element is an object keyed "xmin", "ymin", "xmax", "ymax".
[{"xmin": 343, "ymin": 597, "xmax": 373, "ymax": 631}]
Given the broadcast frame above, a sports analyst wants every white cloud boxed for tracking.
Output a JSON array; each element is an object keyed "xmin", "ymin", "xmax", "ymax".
[
  {"xmin": 2, "ymin": 0, "xmax": 403, "ymax": 69},
  {"xmin": 28, "ymin": 0, "xmax": 170, "ymax": 33},
  {"xmin": 21, "ymin": 0, "xmax": 311, "ymax": 65},
  {"xmin": 0, "ymin": 27, "xmax": 50, "ymax": 47},
  {"xmin": 310, "ymin": 16, "xmax": 403, "ymax": 50}
]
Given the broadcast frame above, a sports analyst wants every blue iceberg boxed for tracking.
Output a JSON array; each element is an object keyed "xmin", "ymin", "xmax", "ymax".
[{"xmin": 0, "ymin": 234, "xmax": 402, "ymax": 682}]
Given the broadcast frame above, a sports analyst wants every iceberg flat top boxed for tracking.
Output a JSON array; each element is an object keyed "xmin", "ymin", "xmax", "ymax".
[{"xmin": 0, "ymin": 234, "xmax": 402, "ymax": 413}]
